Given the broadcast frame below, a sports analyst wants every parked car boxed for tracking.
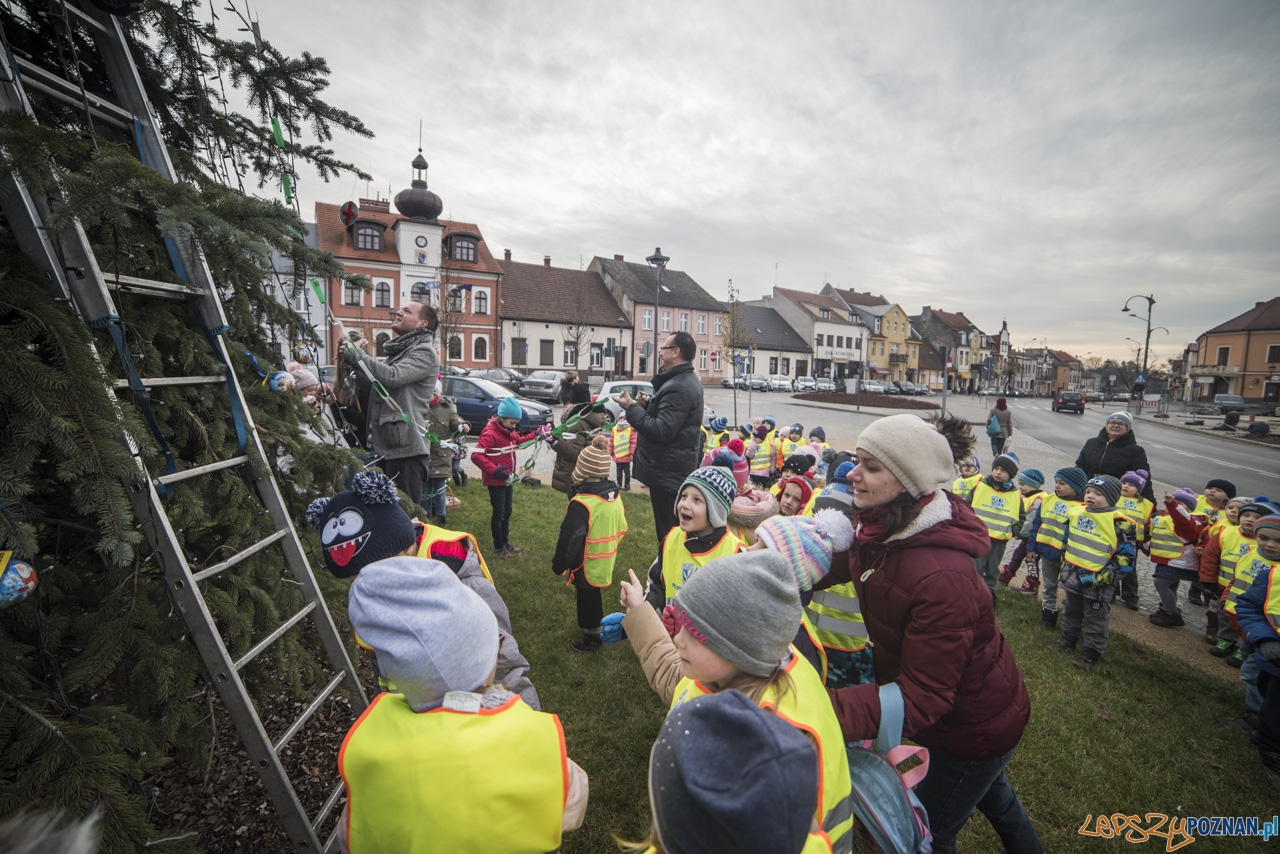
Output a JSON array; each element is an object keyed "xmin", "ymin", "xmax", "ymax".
[
  {"xmin": 1052, "ymin": 391, "xmax": 1085, "ymax": 414},
  {"xmin": 793, "ymin": 376, "xmax": 817, "ymax": 392},
  {"xmin": 1083, "ymin": 390, "xmax": 1104, "ymax": 403},
  {"xmin": 444, "ymin": 376, "xmax": 552, "ymax": 432},
  {"xmin": 768, "ymin": 375, "xmax": 794, "ymax": 392},
  {"xmin": 1212, "ymin": 394, "xmax": 1247, "ymax": 414},
  {"xmin": 861, "ymin": 380, "xmax": 889, "ymax": 394},
  {"xmin": 442, "ymin": 363, "xmax": 469, "ymax": 377},
  {"xmin": 319, "ymin": 365, "xmax": 337, "ymax": 385},
  {"xmin": 815, "ymin": 377, "xmax": 836, "ymax": 392},
  {"xmin": 596, "ymin": 380, "xmax": 655, "ymax": 422},
  {"xmin": 468, "ymin": 367, "xmax": 525, "ymax": 393},
  {"xmin": 738, "ymin": 374, "xmax": 768, "ymax": 392},
  {"xmin": 893, "ymin": 381, "xmax": 919, "ymax": 395},
  {"xmin": 1112, "ymin": 392, "xmax": 1131, "ymax": 402},
  {"xmin": 720, "ymin": 376, "xmax": 737, "ymax": 389},
  {"xmin": 516, "ymin": 370, "xmax": 567, "ymax": 402}
]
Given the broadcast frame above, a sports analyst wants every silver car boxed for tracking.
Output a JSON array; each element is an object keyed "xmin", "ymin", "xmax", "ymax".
[
  {"xmin": 768, "ymin": 375, "xmax": 793, "ymax": 392},
  {"xmin": 793, "ymin": 376, "xmax": 817, "ymax": 392},
  {"xmin": 597, "ymin": 380, "xmax": 655, "ymax": 421}
]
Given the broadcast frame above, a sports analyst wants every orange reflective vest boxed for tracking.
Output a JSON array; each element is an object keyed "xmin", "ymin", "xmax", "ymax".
[
  {"xmin": 660, "ymin": 528, "xmax": 744, "ymax": 604},
  {"xmin": 569, "ymin": 492, "xmax": 628, "ymax": 587},
  {"xmin": 339, "ymin": 692, "xmax": 568, "ymax": 854}
]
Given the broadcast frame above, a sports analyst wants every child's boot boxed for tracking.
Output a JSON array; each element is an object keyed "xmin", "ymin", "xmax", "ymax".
[
  {"xmin": 998, "ymin": 564, "xmax": 1017, "ymax": 585},
  {"xmin": 1019, "ymin": 575, "xmax": 1040, "ymax": 596},
  {"xmin": 1188, "ymin": 583, "xmax": 1204, "ymax": 606},
  {"xmin": 570, "ymin": 630, "xmax": 603, "ymax": 653},
  {"xmin": 1204, "ymin": 610, "xmax": 1219, "ymax": 645},
  {"xmin": 1072, "ymin": 649, "xmax": 1102, "ymax": 671},
  {"xmin": 1226, "ymin": 648, "xmax": 1244, "ymax": 668},
  {"xmin": 1210, "ymin": 638, "xmax": 1236, "ymax": 658},
  {"xmin": 1040, "ymin": 608, "xmax": 1059, "ymax": 630},
  {"xmin": 1149, "ymin": 608, "xmax": 1185, "ymax": 628},
  {"xmin": 1048, "ymin": 636, "xmax": 1078, "ymax": 653}
]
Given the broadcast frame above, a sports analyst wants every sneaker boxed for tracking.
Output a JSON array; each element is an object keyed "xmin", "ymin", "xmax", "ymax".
[
  {"xmin": 1188, "ymin": 588, "xmax": 1204, "ymax": 606},
  {"xmin": 1048, "ymin": 637, "xmax": 1078, "ymax": 653},
  {"xmin": 998, "ymin": 564, "xmax": 1017, "ymax": 585},
  {"xmin": 1214, "ymin": 712, "xmax": 1259, "ymax": 732},
  {"xmin": 1227, "ymin": 649, "xmax": 1244, "ymax": 668},
  {"xmin": 1040, "ymin": 608, "xmax": 1059, "ymax": 630},
  {"xmin": 1019, "ymin": 576, "xmax": 1040, "ymax": 596},
  {"xmin": 1210, "ymin": 639, "xmax": 1236, "ymax": 658},
  {"xmin": 496, "ymin": 545, "xmax": 514, "ymax": 558},
  {"xmin": 506, "ymin": 543, "xmax": 523, "ymax": 553},
  {"xmin": 1122, "ymin": 599, "xmax": 1140, "ymax": 611},
  {"xmin": 570, "ymin": 634, "xmax": 603, "ymax": 653},
  {"xmin": 1149, "ymin": 608, "xmax": 1185, "ymax": 628},
  {"xmin": 1072, "ymin": 650, "xmax": 1102, "ymax": 671}
]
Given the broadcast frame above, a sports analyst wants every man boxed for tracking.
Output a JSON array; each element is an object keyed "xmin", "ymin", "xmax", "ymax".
[
  {"xmin": 613, "ymin": 330, "xmax": 704, "ymax": 545},
  {"xmin": 331, "ymin": 302, "xmax": 439, "ymax": 502}
]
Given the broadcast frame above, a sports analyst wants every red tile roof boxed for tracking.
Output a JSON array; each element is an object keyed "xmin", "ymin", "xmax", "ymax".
[
  {"xmin": 314, "ymin": 201, "xmax": 502, "ymax": 275},
  {"xmin": 1204, "ymin": 297, "xmax": 1280, "ymax": 334},
  {"xmin": 929, "ymin": 308, "xmax": 980, "ymax": 333},
  {"xmin": 497, "ymin": 260, "xmax": 626, "ymax": 325},
  {"xmin": 830, "ymin": 286, "xmax": 889, "ymax": 307},
  {"xmin": 774, "ymin": 287, "xmax": 858, "ymax": 322}
]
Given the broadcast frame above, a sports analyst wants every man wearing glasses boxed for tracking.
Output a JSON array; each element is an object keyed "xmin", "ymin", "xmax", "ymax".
[{"xmin": 612, "ymin": 331, "xmax": 704, "ymax": 545}]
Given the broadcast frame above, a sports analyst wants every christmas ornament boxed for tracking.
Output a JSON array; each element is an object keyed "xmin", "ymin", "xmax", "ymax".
[
  {"xmin": 0, "ymin": 551, "xmax": 37, "ymax": 611},
  {"xmin": 267, "ymin": 371, "xmax": 296, "ymax": 395},
  {"xmin": 293, "ymin": 344, "xmax": 313, "ymax": 364}
]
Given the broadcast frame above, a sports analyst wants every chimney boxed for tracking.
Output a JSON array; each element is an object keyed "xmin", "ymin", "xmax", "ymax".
[
  {"xmin": 503, "ymin": 248, "xmax": 511, "ymax": 261},
  {"xmin": 614, "ymin": 254, "xmax": 624, "ymax": 261},
  {"xmin": 543, "ymin": 255, "xmax": 551, "ymax": 267}
]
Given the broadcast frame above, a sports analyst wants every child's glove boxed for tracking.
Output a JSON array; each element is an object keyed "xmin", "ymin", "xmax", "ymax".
[
  {"xmin": 601, "ymin": 612, "xmax": 626, "ymax": 644},
  {"xmin": 494, "ymin": 466, "xmax": 511, "ymax": 480},
  {"xmin": 535, "ymin": 424, "xmax": 554, "ymax": 442},
  {"xmin": 1078, "ymin": 570, "xmax": 1097, "ymax": 587},
  {"xmin": 1259, "ymin": 640, "xmax": 1280, "ymax": 664}
]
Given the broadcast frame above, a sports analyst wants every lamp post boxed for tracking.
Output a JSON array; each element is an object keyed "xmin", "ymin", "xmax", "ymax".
[
  {"xmin": 647, "ymin": 247, "xmax": 669, "ymax": 377},
  {"xmin": 1121, "ymin": 294, "xmax": 1158, "ymax": 383},
  {"xmin": 617, "ymin": 314, "xmax": 628, "ymax": 380}
]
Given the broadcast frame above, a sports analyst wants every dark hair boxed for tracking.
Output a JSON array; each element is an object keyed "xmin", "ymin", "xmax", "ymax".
[
  {"xmin": 880, "ymin": 490, "xmax": 925, "ymax": 540},
  {"xmin": 418, "ymin": 302, "xmax": 439, "ymax": 331},
  {"xmin": 670, "ymin": 331, "xmax": 696, "ymax": 362}
]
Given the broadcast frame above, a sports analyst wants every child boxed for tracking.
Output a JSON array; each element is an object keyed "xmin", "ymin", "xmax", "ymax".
[
  {"xmin": 1190, "ymin": 479, "xmax": 1237, "ymax": 605},
  {"xmin": 727, "ymin": 487, "xmax": 780, "ymax": 545},
  {"xmin": 747, "ymin": 423, "xmax": 776, "ymax": 487},
  {"xmin": 617, "ymin": 551, "xmax": 854, "ymax": 851},
  {"xmin": 470, "ymin": 397, "xmax": 547, "ymax": 556},
  {"xmin": 1204, "ymin": 495, "xmax": 1250, "ymax": 650},
  {"xmin": 424, "ymin": 385, "xmax": 462, "ymax": 525},
  {"xmin": 775, "ymin": 423, "xmax": 808, "ymax": 469},
  {"xmin": 1048, "ymin": 475, "xmax": 1136, "ymax": 670},
  {"xmin": 700, "ymin": 416, "xmax": 731, "ymax": 458},
  {"xmin": 705, "ymin": 438, "xmax": 750, "ymax": 489},
  {"xmin": 1113, "ymin": 470, "xmax": 1154, "ymax": 609},
  {"xmin": 645, "ymin": 466, "xmax": 744, "ymax": 609},
  {"xmin": 625, "ymin": 689, "xmax": 833, "ymax": 854},
  {"xmin": 777, "ymin": 476, "xmax": 813, "ymax": 518},
  {"xmin": 808, "ymin": 425, "xmax": 830, "ymax": 456},
  {"xmin": 338, "ymin": 559, "xmax": 587, "ymax": 851},
  {"xmin": 810, "ymin": 460, "xmax": 856, "ymax": 518},
  {"xmin": 1148, "ymin": 488, "xmax": 1207, "ymax": 628},
  {"xmin": 611, "ymin": 414, "xmax": 637, "ymax": 491},
  {"xmin": 967, "ymin": 451, "xmax": 1025, "ymax": 603},
  {"xmin": 1232, "ymin": 513, "xmax": 1280, "ymax": 792},
  {"xmin": 1219, "ymin": 500, "xmax": 1280, "ymax": 671},
  {"xmin": 951, "ymin": 455, "xmax": 981, "ymax": 502},
  {"xmin": 1027, "ymin": 466, "xmax": 1087, "ymax": 629},
  {"xmin": 552, "ymin": 436, "xmax": 628, "ymax": 652},
  {"xmin": 999, "ymin": 468, "xmax": 1045, "ymax": 590},
  {"xmin": 449, "ymin": 419, "xmax": 470, "ymax": 487}
]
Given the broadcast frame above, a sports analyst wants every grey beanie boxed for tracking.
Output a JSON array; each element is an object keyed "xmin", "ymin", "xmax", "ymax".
[
  {"xmin": 676, "ymin": 466, "xmax": 738, "ymax": 529},
  {"xmin": 856, "ymin": 414, "xmax": 956, "ymax": 498},
  {"xmin": 1107, "ymin": 411, "xmax": 1133, "ymax": 430},
  {"xmin": 674, "ymin": 551, "xmax": 800, "ymax": 678},
  {"xmin": 1085, "ymin": 475, "xmax": 1122, "ymax": 508},
  {"xmin": 348, "ymin": 556, "xmax": 499, "ymax": 712}
]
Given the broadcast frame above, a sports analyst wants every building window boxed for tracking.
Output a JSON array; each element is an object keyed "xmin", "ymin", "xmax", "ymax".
[
  {"xmin": 453, "ymin": 238, "xmax": 477, "ymax": 262},
  {"xmin": 826, "ymin": 335, "xmax": 834, "ymax": 347},
  {"xmin": 874, "ymin": 319, "xmax": 881, "ymax": 334},
  {"xmin": 512, "ymin": 337, "xmax": 528, "ymax": 365},
  {"xmin": 679, "ymin": 312, "xmax": 689, "ymax": 332},
  {"xmin": 474, "ymin": 291, "xmax": 489, "ymax": 315},
  {"xmin": 448, "ymin": 335, "xmax": 462, "ymax": 360},
  {"xmin": 564, "ymin": 342, "xmax": 579, "ymax": 367},
  {"xmin": 411, "ymin": 282, "xmax": 430, "ymax": 302},
  {"xmin": 473, "ymin": 336, "xmax": 488, "ymax": 361},
  {"xmin": 639, "ymin": 356, "xmax": 648, "ymax": 375},
  {"xmin": 698, "ymin": 314, "xmax": 706, "ymax": 334},
  {"xmin": 836, "ymin": 336, "xmax": 843, "ymax": 348},
  {"xmin": 781, "ymin": 358, "xmax": 789, "ymax": 374},
  {"xmin": 815, "ymin": 335, "xmax": 823, "ymax": 349},
  {"xmin": 661, "ymin": 311, "xmax": 671, "ymax": 332},
  {"xmin": 1268, "ymin": 344, "xmax": 1280, "ymax": 363},
  {"xmin": 715, "ymin": 316, "xmax": 722, "ymax": 336},
  {"xmin": 343, "ymin": 282, "xmax": 362, "ymax": 306},
  {"xmin": 539, "ymin": 339, "xmax": 555, "ymax": 366},
  {"xmin": 1216, "ymin": 346, "xmax": 1230, "ymax": 366},
  {"xmin": 768, "ymin": 357, "xmax": 778, "ymax": 374},
  {"xmin": 642, "ymin": 309, "xmax": 653, "ymax": 331},
  {"xmin": 355, "ymin": 226, "xmax": 382, "ymax": 251},
  {"xmin": 699, "ymin": 349, "xmax": 708, "ymax": 370},
  {"xmin": 374, "ymin": 282, "xmax": 391, "ymax": 308},
  {"xmin": 590, "ymin": 343, "xmax": 604, "ymax": 367},
  {"xmin": 855, "ymin": 338, "xmax": 862, "ymax": 350},
  {"xmin": 820, "ymin": 308, "xmax": 830, "ymax": 319},
  {"xmin": 445, "ymin": 288, "xmax": 463, "ymax": 314}
]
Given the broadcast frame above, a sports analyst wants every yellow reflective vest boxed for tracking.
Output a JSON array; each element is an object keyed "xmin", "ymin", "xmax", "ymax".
[
  {"xmin": 643, "ymin": 833, "xmax": 833, "ymax": 854},
  {"xmin": 611, "ymin": 424, "xmax": 634, "ymax": 462},
  {"xmin": 776, "ymin": 438, "xmax": 807, "ymax": 467},
  {"xmin": 1226, "ymin": 546, "xmax": 1279, "ymax": 617},
  {"xmin": 1021, "ymin": 490, "xmax": 1046, "ymax": 513},
  {"xmin": 951, "ymin": 473, "xmax": 981, "ymax": 502},
  {"xmin": 1216, "ymin": 526, "xmax": 1253, "ymax": 591},
  {"xmin": 670, "ymin": 650, "xmax": 855, "ymax": 854},
  {"xmin": 416, "ymin": 525, "xmax": 494, "ymax": 583},
  {"xmin": 1194, "ymin": 494, "xmax": 1223, "ymax": 525},
  {"xmin": 661, "ymin": 528, "xmax": 744, "ymax": 604},
  {"xmin": 1035, "ymin": 495, "xmax": 1079, "ymax": 551},
  {"xmin": 1117, "ymin": 496, "xmax": 1154, "ymax": 542},
  {"xmin": 806, "ymin": 581, "xmax": 869, "ymax": 653},
  {"xmin": 339, "ymin": 692, "xmax": 568, "ymax": 854},
  {"xmin": 1064, "ymin": 505, "xmax": 1120, "ymax": 572},
  {"xmin": 750, "ymin": 437, "xmax": 775, "ymax": 474},
  {"xmin": 1265, "ymin": 567, "xmax": 1280, "ymax": 634},
  {"xmin": 970, "ymin": 481, "xmax": 1021, "ymax": 541},
  {"xmin": 570, "ymin": 493, "xmax": 628, "ymax": 587},
  {"xmin": 1148, "ymin": 515, "xmax": 1186, "ymax": 562}
]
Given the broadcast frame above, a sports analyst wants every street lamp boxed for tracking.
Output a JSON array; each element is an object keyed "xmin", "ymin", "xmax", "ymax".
[
  {"xmin": 1121, "ymin": 294, "xmax": 1158, "ymax": 383},
  {"xmin": 647, "ymin": 247, "xmax": 669, "ymax": 376},
  {"xmin": 617, "ymin": 314, "xmax": 628, "ymax": 380}
]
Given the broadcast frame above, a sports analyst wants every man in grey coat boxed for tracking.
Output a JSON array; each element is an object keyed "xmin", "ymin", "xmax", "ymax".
[
  {"xmin": 333, "ymin": 302, "xmax": 439, "ymax": 502},
  {"xmin": 612, "ymin": 330, "xmax": 704, "ymax": 546}
]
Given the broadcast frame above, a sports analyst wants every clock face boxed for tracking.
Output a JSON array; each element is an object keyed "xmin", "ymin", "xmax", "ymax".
[{"xmin": 415, "ymin": 236, "xmax": 428, "ymax": 248}]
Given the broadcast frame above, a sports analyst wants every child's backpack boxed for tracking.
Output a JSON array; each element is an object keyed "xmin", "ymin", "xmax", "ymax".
[
  {"xmin": 986, "ymin": 414, "xmax": 1002, "ymax": 436},
  {"xmin": 845, "ymin": 683, "xmax": 933, "ymax": 853}
]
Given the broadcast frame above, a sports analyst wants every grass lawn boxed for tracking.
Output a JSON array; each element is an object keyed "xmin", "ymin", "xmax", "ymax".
[{"xmin": 401, "ymin": 481, "xmax": 1278, "ymax": 852}]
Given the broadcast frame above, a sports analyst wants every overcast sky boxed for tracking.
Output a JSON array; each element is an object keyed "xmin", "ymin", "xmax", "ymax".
[{"xmin": 250, "ymin": 0, "xmax": 1279, "ymax": 364}]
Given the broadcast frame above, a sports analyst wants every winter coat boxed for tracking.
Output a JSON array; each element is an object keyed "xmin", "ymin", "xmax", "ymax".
[
  {"xmin": 986, "ymin": 405, "xmax": 1013, "ymax": 440},
  {"xmin": 551, "ymin": 479, "xmax": 619, "ymax": 576},
  {"xmin": 625, "ymin": 363, "xmax": 705, "ymax": 493},
  {"xmin": 1075, "ymin": 427, "xmax": 1156, "ymax": 502},
  {"xmin": 550, "ymin": 403, "xmax": 609, "ymax": 494},
  {"xmin": 349, "ymin": 330, "xmax": 438, "ymax": 460},
  {"xmin": 818, "ymin": 490, "xmax": 1031, "ymax": 761},
  {"xmin": 470, "ymin": 419, "xmax": 537, "ymax": 487},
  {"xmin": 1236, "ymin": 565, "xmax": 1280, "ymax": 679},
  {"xmin": 426, "ymin": 398, "xmax": 462, "ymax": 478}
]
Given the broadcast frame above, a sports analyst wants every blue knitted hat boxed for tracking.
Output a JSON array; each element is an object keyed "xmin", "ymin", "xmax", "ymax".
[
  {"xmin": 710, "ymin": 416, "xmax": 728, "ymax": 432},
  {"xmin": 1016, "ymin": 468, "xmax": 1045, "ymax": 488},
  {"xmin": 1054, "ymin": 466, "xmax": 1088, "ymax": 497},
  {"xmin": 496, "ymin": 396, "xmax": 522, "ymax": 419}
]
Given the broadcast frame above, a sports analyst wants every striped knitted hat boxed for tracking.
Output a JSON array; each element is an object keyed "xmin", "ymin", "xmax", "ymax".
[
  {"xmin": 755, "ymin": 508, "xmax": 854, "ymax": 593},
  {"xmin": 1054, "ymin": 466, "xmax": 1088, "ymax": 497},
  {"xmin": 677, "ymin": 467, "xmax": 738, "ymax": 528},
  {"xmin": 572, "ymin": 435, "xmax": 614, "ymax": 484}
]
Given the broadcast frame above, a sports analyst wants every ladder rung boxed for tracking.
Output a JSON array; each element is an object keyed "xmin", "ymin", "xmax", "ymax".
[
  {"xmin": 60, "ymin": 1, "xmax": 113, "ymax": 34},
  {"xmin": 156, "ymin": 455, "xmax": 249, "ymax": 486},
  {"xmin": 234, "ymin": 601, "xmax": 316, "ymax": 672},
  {"xmin": 192, "ymin": 529, "xmax": 289, "ymax": 583},
  {"xmin": 104, "ymin": 273, "xmax": 200, "ymax": 298},
  {"xmin": 14, "ymin": 57, "xmax": 133, "ymax": 130},
  {"xmin": 275, "ymin": 670, "xmax": 347, "ymax": 756},
  {"xmin": 114, "ymin": 375, "xmax": 227, "ymax": 391},
  {"xmin": 313, "ymin": 780, "xmax": 347, "ymax": 833}
]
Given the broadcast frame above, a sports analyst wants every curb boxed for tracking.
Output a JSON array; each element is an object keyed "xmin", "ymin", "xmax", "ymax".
[{"xmin": 1125, "ymin": 414, "xmax": 1280, "ymax": 452}]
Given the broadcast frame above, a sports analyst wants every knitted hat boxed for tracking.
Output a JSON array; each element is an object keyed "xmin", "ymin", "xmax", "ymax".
[
  {"xmin": 992, "ymin": 451, "xmax": 1020, "ymax": 478},
  {"xmin": 1016, "ymin": 468, "xmax": 1045, "ymax": 489},
  {"xmin": 678, "ymin": 467, "xmax": 738, "ymax": 528},
  {"xmin": 348, "ymin": 557, "xmax": 499, "ymax": 712},
  {"xmin": 1086, "ymin": 475, "xmax": 1122, "ymax": 507},
  {"xmin": 1120, "ymin": 469, "xmax": 1149, "ymax": 492},
  {"xmin": 287, "ymin": 361, "xmax": 318, "ymax": 390},
  {"xmin": 1107, "ymin": 411, "xmax": 1133, "ymax": 430},
  {"xmin": 728, "ymin": 488, "xmax": 779, "ymax": 533},
  {"xmin": 738, "ymin": 423, "xmax": 753, "ymax": 439},
  {"xmin": 1205, "ymin": 478, "xmax": 1237, "ymax": 499},
  {"xmin": 1239, "ymin": 499, "xmax": 1280, "ymax": 519},
  {"xmin": 710, "ymin": 416, "xmax": 728, "ymax": 432},
  {"xmin": 1054, "ymin": 466, "xmax": 1088, "ymax": 497},
  {"xmin": 712, "ymin": 443, "xmax": 750, "ymax": 492},
  {"xmin": 961, "ymin": 455, "xmax": 981, "ymax": 471},
  {"xmin": 727, "ymin": 438, "xmax": 745, "ymax": 457},
  {"xmin": 833, "ymin": 461, "xmax": 854, "ymax": 482},
  {"xmin": 855, "ymin": 414, "xmax": 956, "ymax": 499},
  {"xmin": 808, "ymin": 426, "xmax": 826, "ymax": 442},
  {"xmin": 674, "ymin": 551, "xmax": 800, "ymax": 677},
  {"xmin": 787, "ymin": 423, "xmax": 803, "ymax": 436},
  {"xmin": 781, "ymin": 454, "xmax": 813, "ymax": 476},
  {"xmin": 306, "ymin": 471, "xmax": 416, "ymax": 578},
  {"xmin": 753, "ymin": 424, "xmax": 770, "ymax": 441},
  {"xmin": 1172, "ymin": 488, "xmax": 1198, "ymax": 511},
  {"xmin": 650, "ymin": 690, "xmax": 818, "ymax": 854},
  {"xmin": 756, "ymin": 508, "xmax": 854, "ymax": 593},
  {"xmin": 572, "ymin": 435, "xmax": 613, "ymax": 484},
  {"xmin": 570, "ymin": 382, "xmax": 591, "ymax": 404},
  {"xmin": 762, "ymin": 415, "xmax": 776, "ymax": 427},
  {"xmin": 1252, "ymin": 515, "xmax": 1280, "ymax": 535},
  {"xmin": 776, "ymin": 476, "xmax": 813, "ymax": 512},
  {"xmin": 496, "ymin": 396, "xmax": 522, "ymax": 419}
]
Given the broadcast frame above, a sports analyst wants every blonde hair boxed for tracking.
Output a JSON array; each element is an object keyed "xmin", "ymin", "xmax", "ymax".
[{"xmin": 720, "ymin": 665, "xmax": 795, "ymax": 707}]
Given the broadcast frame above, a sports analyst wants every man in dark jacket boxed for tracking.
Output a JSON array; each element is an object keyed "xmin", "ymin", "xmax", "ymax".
[
  {"xmin": 613, "ymin": 331, "xmax": 704, "ymax": 545},
  {"xmin": 1075, "ymin": 412, "xmax": 1155, "ymax": 502}
]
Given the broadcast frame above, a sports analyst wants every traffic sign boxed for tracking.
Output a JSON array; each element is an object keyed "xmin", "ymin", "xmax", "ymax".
[
  {"xmin": 1134, "ymin": 374, "xmax": 1146, "ymax": 384},
  {"xmin": 1109, "ymin": 372, "xmax": 1117, "ymax": 382}
]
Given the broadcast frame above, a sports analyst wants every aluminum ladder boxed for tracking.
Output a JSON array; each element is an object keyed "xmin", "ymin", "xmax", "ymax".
[{"xmin": 0, "ymin": 3, "xmax": 366, "ymax": 850}]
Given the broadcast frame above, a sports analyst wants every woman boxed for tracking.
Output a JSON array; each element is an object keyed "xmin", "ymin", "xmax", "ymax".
[
  {"xmin": 557, "ymin": 369, "xmax": 579, "ymax": 408},
  {"xmin": 816, "ymin": 413, "xmax": 1041, "ymax": 854},
  {"xmin": 550, "ymin": 382, "xmax": 608, "ymax": 494},
  {"xmin": 1075, "ymin": 411, "xmax": 1155, "ymax": 502},
  {"xmin": 986, "ymin": 397, "xmax": 1012, "ymax": 456}
]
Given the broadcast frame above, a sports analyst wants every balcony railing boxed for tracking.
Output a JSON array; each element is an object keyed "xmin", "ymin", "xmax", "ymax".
[{"xmin": 889, "ymin": 354, "xmax": 908, "ymax": 364}]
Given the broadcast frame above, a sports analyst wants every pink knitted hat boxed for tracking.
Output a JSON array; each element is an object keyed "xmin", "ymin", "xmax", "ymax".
[{"xmin": 755, "ymin": 508, "xmax": 855, "ymax": 593}]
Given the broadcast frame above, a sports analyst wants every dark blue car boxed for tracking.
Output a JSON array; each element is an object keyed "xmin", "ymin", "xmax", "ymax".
[{"xmin": 444, "ymin": 376, "xmax": 553, "ymax": 433}]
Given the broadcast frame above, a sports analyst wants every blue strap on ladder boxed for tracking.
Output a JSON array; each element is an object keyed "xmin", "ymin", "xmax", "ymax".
[{"xmin": 101, "ymin": 319, "xmax": 178, "ymax": 495}]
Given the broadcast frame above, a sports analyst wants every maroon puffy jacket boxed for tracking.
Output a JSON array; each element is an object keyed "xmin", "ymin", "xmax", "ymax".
[{"xmin": 819, "ymin": 490, "xmax": 1031, "ymax": 761}]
